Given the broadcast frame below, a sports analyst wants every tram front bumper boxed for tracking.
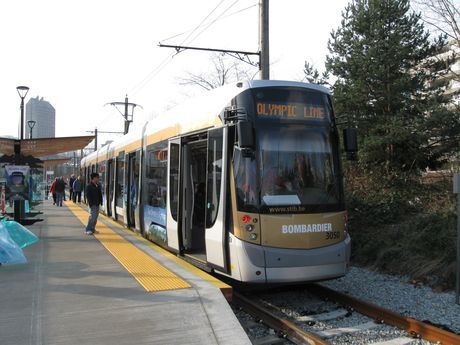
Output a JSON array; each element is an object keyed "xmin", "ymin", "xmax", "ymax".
[{"xmin": 237, "ymin": 235, "xmax": 351, "ymax": 283}]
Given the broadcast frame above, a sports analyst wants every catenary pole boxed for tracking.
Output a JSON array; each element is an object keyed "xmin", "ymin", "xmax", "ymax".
[
  {"xmin": 259, "ymin": 0, "xmax": 269, "ymax": 80},
  {"xmin": 124, "ymin": 95, "xmax": 129, "ymax": 135}
]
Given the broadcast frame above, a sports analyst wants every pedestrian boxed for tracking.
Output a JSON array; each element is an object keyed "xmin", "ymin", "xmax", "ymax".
[
  {"xmin": 85, "ymin": 172, "xmax": 102, "ymax": 235},
  {"xmin": 55, "ymin": 177, "xmax": 66, "ymax": 207},
  {"xmin": 63, "ymin": 177, "xmax": 67, "ymax": 201},
  {"xmin": 49, "ymin": 178, "xmax": 57, "ymax": 205},
  {"xmin": 69, "ymin": 174, "xmax": 76, "ymax": 202},
  {"xmin": 72, "ymin": 176, "xmax": 83, "ymax": 203}
]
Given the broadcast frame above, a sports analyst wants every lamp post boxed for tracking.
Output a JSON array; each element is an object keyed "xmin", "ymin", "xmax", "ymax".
[
  {"xmin": 16, "ymin": 86, "xmax": 29, "ymax": 140},
  {"xmin": 15, "ymin": 86, "xmax": 29, "ymax": 223},
  {"xmin": 27, "ymin": 120, "xmax": 36, "ymax": 139}
]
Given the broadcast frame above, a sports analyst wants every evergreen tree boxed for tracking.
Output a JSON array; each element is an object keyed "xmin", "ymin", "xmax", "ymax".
[{"xmin": 326, "ymin": 0, "xmax": 460, "ymax": 171}]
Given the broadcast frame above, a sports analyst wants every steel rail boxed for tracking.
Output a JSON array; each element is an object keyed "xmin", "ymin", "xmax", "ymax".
[
  {"xmin": 233, "ymin": 292, "xmax": 330, "ymax": 345},
  {"xmin": 308, "ymin": 284, "xmax": 460, "ymax": 345}
]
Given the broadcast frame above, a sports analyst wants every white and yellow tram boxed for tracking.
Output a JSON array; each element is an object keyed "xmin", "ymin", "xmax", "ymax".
[{"xmin": 81, "ymin": 80, "xmax": 357, "ymax": 283}]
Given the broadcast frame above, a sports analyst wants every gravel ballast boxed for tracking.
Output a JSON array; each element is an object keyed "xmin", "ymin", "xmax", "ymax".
[
  {"xmin": 232, "ymin": 266, "xmax": 458, "ymax": 344},
  {"xmin": 321, "ymin": 267, "xmax": 460, "ymax": 334}
]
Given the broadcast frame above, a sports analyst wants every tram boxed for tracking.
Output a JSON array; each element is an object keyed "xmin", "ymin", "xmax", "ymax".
[{"xmin": 81, "ymin": 80, "xmax": 357, "ymax": 283}]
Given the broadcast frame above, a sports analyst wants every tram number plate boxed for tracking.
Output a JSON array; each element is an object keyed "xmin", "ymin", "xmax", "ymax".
[{"xmin": 325, "ymin": 231, "xmax": 340, "ymax": 240}]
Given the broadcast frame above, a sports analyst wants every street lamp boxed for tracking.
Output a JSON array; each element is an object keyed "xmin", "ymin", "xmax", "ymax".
[
  {"xmin": 14, "ymin": 85, "xmax": 29, "ymax": 224},
  {"xmin": 16, "ymin": 85, "xmax": 30, "ymax": 140},
  {"xmin": 27, "ymin": 120, "xmax": 36, "ymax": 139}
]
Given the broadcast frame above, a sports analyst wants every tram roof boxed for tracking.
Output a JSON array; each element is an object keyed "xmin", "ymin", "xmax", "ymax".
[
  {"xmin": 81, "ymin": 80, "xmax": 330, "ymax": 166},
  {"xmin": 142, "ymin": 80, "xmax": 330, "ymax": 145}
]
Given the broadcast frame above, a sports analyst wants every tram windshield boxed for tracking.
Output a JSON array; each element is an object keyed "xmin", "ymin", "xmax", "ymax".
[
  {"xmin": 233, "ymin": 87, "xmax": 342, "ymax": 213},
  {"xmin": 234, "ymin": 125, "xmax": 340, "ymax": 213},
  {"xmin": 259, "ymin": 125, "xmax": 339, "ymax": 207}
]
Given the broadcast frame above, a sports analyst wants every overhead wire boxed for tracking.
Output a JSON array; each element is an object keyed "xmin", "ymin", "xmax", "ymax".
[
  {"xmin": 185, "ymin": 0, "xmax": 241, "ymax": 46},
  {"xmin": 129, "ymin": 0, "xmax": 252, "ymax": 97},
  {"xmin": 158, "ymin": 3, "xmax": 257, "ymax": 43},
  {"xmin": 129, "ymin": 0, "xmax": 228, "ymax": 96},
  {"xmin": 95, "ymin": 1, "xmax": 255, "ymax": 132}
]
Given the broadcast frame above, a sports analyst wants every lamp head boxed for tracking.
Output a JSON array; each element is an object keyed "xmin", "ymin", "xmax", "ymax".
[
  {"xmin": 16, "ymin": 85, "xmax": 30, "ymax": 99},
  {"xmin": 27, "ymin": 120, "xmax": 36, "ymax": 130}
]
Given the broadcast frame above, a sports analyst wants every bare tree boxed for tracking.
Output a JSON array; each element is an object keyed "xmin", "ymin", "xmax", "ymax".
[
  {"xmin": 178, "ymin": 53, "xmax": 257, "ymax": 91},
  {"xmin": 413, "ymin": 0, "xmax": 460, "ymax": 90},
  {"xmin": 413, "ymin": 0, "xmax": 460, "ymax": 42}
]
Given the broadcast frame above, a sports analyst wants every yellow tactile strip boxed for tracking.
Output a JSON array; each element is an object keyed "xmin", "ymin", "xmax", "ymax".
[
  {"xmin": 98, "ymin": 212, "xmax": 233, "ymax": 300},
  {"xmin": 65, "ymin": 202, "xmax": 191, "ymax": 292}
]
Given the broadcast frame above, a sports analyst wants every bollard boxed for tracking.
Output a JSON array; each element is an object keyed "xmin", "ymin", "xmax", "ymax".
[{"xmin": 453, "ymin": 173, "xmax": 460, "ymax": 305}]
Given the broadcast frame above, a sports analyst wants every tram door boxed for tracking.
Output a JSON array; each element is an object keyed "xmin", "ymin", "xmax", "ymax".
[
  {"xmin": 107, "ymin": 159, "xmax": 114, "ymax": 217},
  {"xmin": 181, "ymin": 140, "xmax": 207, "ymax": 257},
  {"xmin": 126, "ymin": 152, "xmax": 139, "ymax": 229},
  {"xmin": 204, "ymin": 127, "xmax": 229, "ymax": 271},
  {"xmin": 166, "ymin": 138, "xmax": 181, "ymax": 252}
]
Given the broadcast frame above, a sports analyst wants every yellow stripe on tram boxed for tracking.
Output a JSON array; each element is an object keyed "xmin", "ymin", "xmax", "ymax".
[{"xmin": 65, "ymin": 201, "xmax": 191, "ymax": 292}]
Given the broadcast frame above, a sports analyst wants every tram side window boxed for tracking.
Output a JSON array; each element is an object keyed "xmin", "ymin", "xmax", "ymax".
[
  {"xmin": 116, "ymin": 154, "xmax": 125, "ymax": 208},
  {"xmin": 233, "ymin": 147, "xmax": 258, "ymax": 213},
  {"xmin": 206, "ymin": 129, "xmax": 223, "ymax": 228},
  {"xmin": 169, "ymin": 143, "xmax": 180, "ymax": 221},
  {"xmin": 99, "ymin": 163, "xmax": 105, "ymax": 196},
  {"xmin": 145, "ymin": 142, "xmax": 168, "ymax": 208}
]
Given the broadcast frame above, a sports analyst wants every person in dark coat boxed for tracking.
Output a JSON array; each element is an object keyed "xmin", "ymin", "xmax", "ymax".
[
  {"xmin": 55, "ymin": 177, "xmax": 66, "ymax": 207},
  {"xmin": 85, "ymin": 173, "xmax": 102, "ymax": 235},
  {"xmin": 72, "ymin": 176, "xmax": 83, "ymax": 203},
  {"xmin": 69, "ymin": 174, "xmax": 76, "ymax": 202},
  {"xmin": 49, "ymin": 178, "xmax": 57, "ymax": 205}
]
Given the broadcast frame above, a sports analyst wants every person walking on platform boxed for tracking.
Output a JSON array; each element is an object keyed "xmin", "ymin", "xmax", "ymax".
[
  {"xmin": 49, "ymin": 178, "xmax": 57, "ymax": 205},
  {"xmin": 55, "ymin": 177, "xmax": 66, "ymax": 207},
  {"xmin": 69, "ymin": 174, "xmax": 76, "ymax": 202},
  {"xmin": 72, "ymin": 176, "xmax": 83, "ymax": 203},
  {"xmin": 85, "ymin": 172, "xmax": 102, "ymax": 235}
]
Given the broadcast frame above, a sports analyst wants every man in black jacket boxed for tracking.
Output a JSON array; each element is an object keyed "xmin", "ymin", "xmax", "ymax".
[
  {"xmin": 55, "ymin": 177, "xmax": 66, "ymax": 207},
  {"xmin": 69, "ymin": 174, "xmax": 76, "ymax": 202},
  {"xmin": 85, "ymin": 173, "xmax": 102, "ymax": 235}
]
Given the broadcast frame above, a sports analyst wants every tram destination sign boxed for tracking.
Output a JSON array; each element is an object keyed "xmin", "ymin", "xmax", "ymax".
[{"xmin": 256, "ymin": 102, "xmax": 328, "ymax": 121}]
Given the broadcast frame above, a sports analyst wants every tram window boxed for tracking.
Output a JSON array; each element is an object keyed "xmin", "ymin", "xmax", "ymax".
[
  {"xmin": 116, "ymin": 154, "xmax": 125, "ymax": 208},
  {"xmin": 169, "ymin": 143, "xmax": 180, "ymax": 221},
  {"xmin": 259, "ymin": 125, "xmax": 339, "ymax": 206},
  {"xmin": 145, "ymin": 142, "xmax": 167, "ymax": 208},
  {"xmin": 108, "ymin": 160, "xmax": 114, "ymax": 205},
  {"xmin": 206, "ymin": 129, "xmax": 223, "ymax": 228},
  {"xmin": 99, "ymin": 163, "xmax": 105, "ymax": 196},
  {"xmin": 233, "ymin": 147, "xmax": 258, "ymax": 213}
]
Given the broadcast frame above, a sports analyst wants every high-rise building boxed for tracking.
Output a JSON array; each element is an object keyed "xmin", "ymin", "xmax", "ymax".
[{"xmin": 25, "ymin": 96, "xmax": 56, "ymax": 138}]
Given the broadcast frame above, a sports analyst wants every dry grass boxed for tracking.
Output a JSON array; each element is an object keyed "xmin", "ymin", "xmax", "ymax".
[{"xmin": 345, "ymin": 165, "xmax": 457, "ymax": 290}]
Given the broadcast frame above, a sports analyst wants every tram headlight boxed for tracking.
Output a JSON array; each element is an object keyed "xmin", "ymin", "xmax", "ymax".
[
  {"xmin": 249, "ymin": 233, "xmax": 258, "ymax": 241},
  {"xmin": 245, "ymin": 224, "xmax": 254, "ymax": 232}
]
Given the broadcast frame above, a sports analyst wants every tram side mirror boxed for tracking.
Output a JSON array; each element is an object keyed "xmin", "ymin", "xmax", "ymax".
[
  {"xmin": 237, "ymin": 121, "xmax": 255, "ymax": 150},
  {"xmin": 343, "ymin": 128, "xmax": 358, "ymax": 161}
]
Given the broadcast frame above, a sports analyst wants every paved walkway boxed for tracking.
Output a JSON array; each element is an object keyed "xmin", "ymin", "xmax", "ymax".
[{"xmin": 0, "ymin": 201, "xmax": 250, "ymax": 345}]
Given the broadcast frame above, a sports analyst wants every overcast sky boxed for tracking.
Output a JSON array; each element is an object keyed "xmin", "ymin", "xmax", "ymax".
[{"xmin": 1, "ymin": 0, "xmax": 348, "ymax": 144}]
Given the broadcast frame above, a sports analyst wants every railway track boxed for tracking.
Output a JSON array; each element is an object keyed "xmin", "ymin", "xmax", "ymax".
[{"xmin": 232, "ymin": 284, "xmax": 460, "ymax": 345}]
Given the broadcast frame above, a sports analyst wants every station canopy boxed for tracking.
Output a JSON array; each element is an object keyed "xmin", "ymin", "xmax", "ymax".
[
  {"xmin": 0, "ymin": 136, "xmax": 94, "ymax": 157},
  {"xmin": 42, "ymin": 157, "xmax": 72, "ymax": 168}
]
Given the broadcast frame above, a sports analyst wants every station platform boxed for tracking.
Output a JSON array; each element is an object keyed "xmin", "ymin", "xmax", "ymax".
[{"xmin": 0, "ymin": 200, "xmax": 251, "ymax": 345}]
